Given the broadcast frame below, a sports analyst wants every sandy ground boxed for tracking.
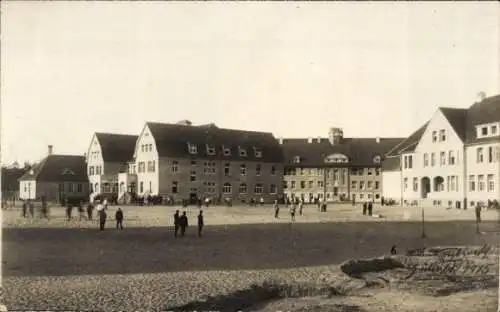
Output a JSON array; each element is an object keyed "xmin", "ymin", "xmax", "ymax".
[{"xmin": 2, "ymin": 203, "xmax": 500, "ymax": 311}]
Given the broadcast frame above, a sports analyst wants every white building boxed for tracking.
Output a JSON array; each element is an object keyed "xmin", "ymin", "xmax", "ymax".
[{"xmin": 382, "ymin": 95, "xmax": 500, "ymax": 208}]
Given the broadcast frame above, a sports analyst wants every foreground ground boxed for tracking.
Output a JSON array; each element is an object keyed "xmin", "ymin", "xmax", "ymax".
[{"xmin": 2, "ymin": 204, "xmax": 500, "ymax": 311}]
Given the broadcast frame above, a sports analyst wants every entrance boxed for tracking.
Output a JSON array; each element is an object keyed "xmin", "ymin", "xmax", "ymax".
[{"xmin": 189, "ymin": 192, "xmax": 198, "ymax": 205}]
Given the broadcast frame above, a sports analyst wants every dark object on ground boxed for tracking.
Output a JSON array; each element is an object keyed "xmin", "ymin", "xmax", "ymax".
[{"xmin": 340, "ymin": 257, "xmax": 405, "ymax": 277}]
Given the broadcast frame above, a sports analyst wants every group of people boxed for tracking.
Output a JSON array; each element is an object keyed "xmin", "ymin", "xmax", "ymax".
[
  {"xmin": 90, "ymin": 199, "xmax": 124, "ymax": 231},
  {"xmin": 362, "ymin": 201, "xmax": 374, "ymax": 216},
  {"xmin": 173, "ymin": 210, "xmax": 204, "ymax": 237},
  {"xmin": 273, "ymin": 199, "xmax": 305, "ymax": 221},
  {"xmin": 21, "ymin": 198, "xmax": 49, "ymax": 219}
]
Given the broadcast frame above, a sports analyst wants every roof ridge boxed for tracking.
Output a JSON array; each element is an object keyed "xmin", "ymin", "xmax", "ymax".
[{"xmin": 95, "ymin": 132, "xmax": 138, "ymax": 137}]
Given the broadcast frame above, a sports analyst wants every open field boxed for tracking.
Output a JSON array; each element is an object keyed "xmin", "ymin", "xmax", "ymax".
[{"xmin": 2, "ymin": 203, "xmax": 500, "ymax": 311}]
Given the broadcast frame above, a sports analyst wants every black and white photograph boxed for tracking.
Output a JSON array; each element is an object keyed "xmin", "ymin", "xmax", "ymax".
[{"xmin": 1, "ymin": 2, "xmax": 499, "ymax": 311}]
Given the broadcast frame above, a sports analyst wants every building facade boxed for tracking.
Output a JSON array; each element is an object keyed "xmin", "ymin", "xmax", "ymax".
[
  {"xmin": 382, "ymin": 95, "xmax": 500, "ymax": 208},
  {"xmin": 133, "ymin": 121, "xmax": 284, "ymax": 203},
  {"xmin": 281, "ymin": 128, "xmax": 404, "ymax": 203},
  {"xmin": 86, "ymin": 132, "xmax": 138, "ymax": 202},
  {"xmin": 18, "ymin": 146, "xmax": 89, "ymax": 202}
]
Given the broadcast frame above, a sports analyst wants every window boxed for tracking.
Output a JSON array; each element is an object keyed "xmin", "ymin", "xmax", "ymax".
[
  {"xmin": 439, "ymin": 129, "xmax": 446, "ymax": 141},
  {"xmin": 149, "ymin": 144, "xmax": 152, "ymax": 152},
  {"xmin": 300, "ymin": 181, "xmax": 306, "ymax": 189},
  {"xmin": 254, "ymin": 147, "xmax": 263, "ymax": 158},
  {"xmin": 351, "ymin": 181, "xmax": 357, "ymax": 189},
  {"xmin": 204, "ymin": 181, "xmax": 216, "ymax": 194},
  {"xmin": 90, "ymin": 183, "xmax": 93, "ymax": 193},
  {"xmin": 190, "ymin": 169, "xmax": 196, "ymax": 182},
  {"xmin": 478, "ymin": 175, "xmax": 485, "ymax": 191},
  {"xmin": 290, "ymin": 181, "xmax": 296, "ymax": 189},
  {"xmin": 69, "ymin": 183, "xmax": 73, "ymax": 192},
  {"xmin": 375, "ymin": 181, "xmax": 380, "ymax": 190},
  {"xmin": 138, "ymin": 162, "xmax": 145, "ymax": 173},
  {"xmin": 188, "ymin": 143, "xmax": 197, "ymax": 154},
  {"xmin": 469, "ymin": 175, "xmax": 475, "ymax": 191},
  {"xmin": 283, "ymin": 180, "xmax": 288, "ymax": 189},
  {"xmin": 140, "ymin": 182, "xmax": 144, "ymax": 193},
  {"xmin": 77, "ymin": 183, "xmax": 82, "ymax": 192},
  {"xmin": 206, "ymin": 144, "xmax": 216, "ymax": 156},
  {"xmin": 368, "ymin": 181, "xmax": 373, "ymax": 189},
  {"xmin": 224, "ymin": 162, "xmax": 230, "ymax": 176},
  {"xmin": 448, "ymin": 151, "xmax": 455, "ymax": 165},
  {"xmin": 239, "ymin": 147, "xmax": 247, "ymax": 157},
  {"xmin": 477, "ymin": 147, "xmax": 484, "ymax": 163},
  {"xmin": 431, "ymin": 153, "xmax": 435, "ymax": 166},
  {"xmin": 223, "ymin": 147, "xmax": 231, "ymax": 156},
  {"xmin": 240, "ymin": 164, "xmax": 246, "ymax": 176},
  {"xmin": 432, "ymin": 131, "xmax": 437, "ymax": 142},
  {"xmin": 239, "ymin": 183, "xmax": 247, "ymax": 194},
  {"xmin": 292, "ymin": 156, "xmax": 300, "ymax": 164},
  {"xmin": 440, "ymin": 152, "xmax": 446, "ymax": 166},
  {"xmin": 223, "ymin": 183, "xmax": 232, "ymax": 194},
  {"xmin": 270, "ymin": 184, "xmax": 277, "ymax": 194},
  {"xmin": 492, "ymin": 125, "xmax": 498, "ymax": 135},
  {"xmin": 423, "ymin": 154, "xmax": 428, "ymax": 167},
  {"xmin": 367, "ymin": 168, "xmax": 373, "ymax": 175},
  {"xmin": 141, "ymin": 145, "xmax": 145, "ymax": 152},
  {"xmin": 403, "ymin": 178, "xmax": 408, "ymax": 191},
  {"xmin": 300, "ymin": 168, "xmax": 305, "ymax": 175},
  {"xmin": 204, "ymin": 161, "xmax": 216, "ymax": 175},
  {"xmin": 317, "ymin": 181, "xmax": 324, "ymax": 188},
  {"xmin": 147, "ymin": 161, "xmax": 155, "ymax": 172},
  {"xmin": 191, "ymin": 160, "xmax": 197, "ymax": 166},
  {"xmin": 254, "ymin": 183, "xmax": 263, "ymax": 194},
  {"xmin": 256, "ymin": 164, "xmax": 261, "ymax": 176},
  {"xmin": 360, "ymin": 181, "xmax": 365, "ymax": 190},
  {"xmin": 172, "ymin": 161, "xmax": 179, "ymax": 173},
  {"xmin": 172, "ymin": 181, "xmax": 178, "ymax": 193},
  {"xmin": 404, "ymin": 155, "xmax": 413, "ymax": 169},
  {"xmin": 271, "ymin": 165, "xmax": 276, "ymax": 176},
  {"xmin": 89, "ymin": 166, "xmax": 95, "ymax": 176},
  {"xmin": 488, "ymin": 147, "xmax": 493, "ymax": 163},
  {"xmin": 351, "ymin": 169, "xmax": 357, "ymax": 175},
  {"xmin": 308, "ymin": 181, "xmax": 313, "ymax": 188},
  {"xmin": 482, "ymin": 127, "xmax": 488, "ymax": 136},
  {"xmin": 497, "ymin": 147, "xmax": 500, "ymax": 162},
  {"xmin": 149, "ymin": 181, "xmax": 152, "ymax": 192},
  {"xmin": 59, "ymin": 183, "xmax": 64, "ymax": 192},
  {"xmin": 488, "ymin": 174, "xmax": 494, "ymax": 192},
  {"xmin": 450, "ymin": 176, "xmax": 456, "ymax": 192}
]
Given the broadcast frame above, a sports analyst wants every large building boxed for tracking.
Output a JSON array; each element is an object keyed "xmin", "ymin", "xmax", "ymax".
[
  {"xmin": 382, "ymin": 94, "xmax": 500, "ymax": 208},
  {"xmin": 280, "ymin": 128, "xmax": 404, "ymax": 203},
  {"xmin": 86, "ymin": 132, "xmax": 138, "ymax": 202},
  {"xmin": 18, "ymin": 145, "xmax": 89, "ymax": 202},
  {"xmin": 132, "ymin": 120, "xmax": 284, "ymax": 203}
]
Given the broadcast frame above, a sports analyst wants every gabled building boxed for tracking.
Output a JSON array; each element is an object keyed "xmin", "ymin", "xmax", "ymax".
[
  {"xmin": 382, "ymin": 94, "xmax": 500, "ymax": 208},
  {"xmin": 280, "ymin": 128, "xmax": 404, "ymax": 203},
  {"xmin": 18, "ymin": 145, "xmax": 88, "ymax": 202},
  {"xmin": 86, "ymin": 132, "xmax": 138, "ymax": 201},
  {"xmin": 132, "ymin": 120, "xmax": 284, "ymax": 203}
]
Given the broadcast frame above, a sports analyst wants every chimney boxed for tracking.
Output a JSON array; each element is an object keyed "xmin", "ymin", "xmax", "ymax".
[
  {"xmin": 317, "ymin": 137, "xmax": 321, "ymax": 143},
  {"xmin": 376, "ymin": 137, "xmax": 380, "ymax": 144},
  {"xmin": 328, "ymin": 128, "xmax": 343, "ymax": 145},
  {"xmin": 48, "ymin": 145, "xmax": 53, "ymax": 155},
  {"xmin": 307, "ymin": 137, "xmax": 313, "ymax": 143},
  {"xmin": 278, "ymin": 138, "xmax": 284, "ymax": 145}
]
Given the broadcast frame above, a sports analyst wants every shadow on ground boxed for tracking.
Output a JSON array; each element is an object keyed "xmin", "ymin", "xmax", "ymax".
[{"xmin": 3, "ymin": 221, "xmax": 499, "ymax": 277}]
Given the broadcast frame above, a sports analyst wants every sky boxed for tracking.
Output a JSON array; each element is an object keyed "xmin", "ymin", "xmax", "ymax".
[{"xmin": 1, "ymin": 2, "xmax": 499, "ymax": 165}]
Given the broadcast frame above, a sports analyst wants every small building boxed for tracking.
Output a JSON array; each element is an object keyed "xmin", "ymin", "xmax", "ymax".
[
  {"xmin": 280, "ymin": 128, "xmax": 404, "ymax": 203},
  {"xmin": 133, "ymin": 121, "xmax": 284, "ymax": 203},
  {"xmin": 1, "ymin": 166, "xmax": 26, "ymax": 201},
  {"xmin": 86, "ymin": 132, "xmax": 138, "ymax": 202},
  {"xmin": 18, "ymin": 145, "xmax": 89, "ymax": 202}
]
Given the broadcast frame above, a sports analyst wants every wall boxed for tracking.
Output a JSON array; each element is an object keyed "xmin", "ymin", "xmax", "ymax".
[
  {"xmin": 382, "ymin": 170, "xmax": 401, "ymax": 202},
  {"xmin": 465, "ymin": 142, "xmax": 500, "ymax": 203},
  {"xmin": 19, "ymin": 180, "xmax": 36, "ymax": 200},
  {"xmin": 86, "ymin": 134, "xmax": 104, "ymax": 194},
  {"xmin": 135, "ymin": 125, "xmax": 160, "ymax": 196}
]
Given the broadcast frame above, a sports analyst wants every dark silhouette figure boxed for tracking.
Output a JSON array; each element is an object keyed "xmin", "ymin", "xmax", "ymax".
[
  {"xmin": 174, "ymin": 210, "xmax": 180, "ymax": 237},
  {"xmin": 28, "ymin": 200, "xmax": 35, "ymax": 218},
  {"xmin": 274, "ymin": 201, "xmax": 280, "ymax": 218},
  {"xmin": 299, "ymin": 201, "xmax": 303, "ymax": 216},
  {"xmin": 390, "ymin": 245, "xmax": 397, "ymax": 255},
  {"xmin": 179, "ymin": 211, "xmax": 188, "ymax": 237},
  {"xmin": 87, "ymin": 203, "xmax": 94, "ymax": 220},
  {"xmin": 368, "ymin": 202, "xmax": 373, "ymax": 216},
  {"xmin": 290, "ymin": 205, "xmax": 296, "ymax": 221},
  {"xmin": 475, "ymin": 203, "xmax": 482, "ymax": 223},
  {"xmin": 362, "ymin": 202, "xmax": 367, "ymax": 215},
  {"xmin": 78, "ymin": 200, "xmax": 85, "ymax": 220},
  {"xmin": 66, "ymin": 203, "xmax": 73, "ymax": 221},
  {"xmin": 115, "ymin": 208, "xmax": 124, "ymax": 230},
  {"xmin": 198, "ymin": 210, "xmax": 204, "ymax": 237},
  {"xmin": 22, "ymin": 200, "xmax": 27, "ymax": 218},
  {"xmin": 99, "ymin": 209, "xmax": 107, "ymax": 231},
  {"xmin": 41, "ymin": 197, "xmax": 49, "ymax": 219}
]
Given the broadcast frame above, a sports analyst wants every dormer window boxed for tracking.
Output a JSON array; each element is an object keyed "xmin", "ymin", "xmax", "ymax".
[
  {"xmin": 432, "ymin": 131, "xmax": 437, "ymax": 142},
  {"xmin": 292, "ymin": 156, "xmax": 301, "ymax": 164},
  {"xmin": 206, "ymin": 144, "xmax": 216, "ymax": 155},
  {"xmin": 254, "ymin": 147, "xmax": 263, "ymax": 158},
  {"xmin": 188, "ymin": 143, "xmax": 197, "ymax": 154},
  {"xmin": 439, "ymin": 129, "xmax": 446, "ymax": 141},
  {"xmin": 62, "ymin": 168, "xmax": 75, "ymax": 175},
  {"xmin": 222, "ymin": 146, "xmax": 231, "ymax": 156},
  {"xmin": 239, "ymin": 147, "xmax": 247, "ymax": 157},
  {"xmin": 373, "ymin": 155, "xmax": 382, "ymax": 164}
]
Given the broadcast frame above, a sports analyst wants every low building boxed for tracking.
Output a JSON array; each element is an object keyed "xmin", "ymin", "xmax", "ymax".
[
  {"xmin": 86, "ymin": 132, "xmax": 138, "ymax": 202},
  {"xmin": 280, "ymin": 128, "xmax": 404, "ymax": 203},
  {"xmin": 133, "ymin": 121, "xmax": 284, "ymax": 203},
  {"xmin": 1, "ymin": 165, "xmax": 26, "ymax": 201},
  {"xmin": 18, "ymin": 145, "xmax": 89, "ymax": 202},
  {"xmin": 382, "ymin": 94, "xmax": 500, "ymax": 208}
]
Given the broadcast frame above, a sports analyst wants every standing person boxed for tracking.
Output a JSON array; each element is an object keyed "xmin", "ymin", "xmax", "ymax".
[
  {"xmin": 368, "ymin": 201, "xmax": 373, "ymax": 216},
  {"xmin": 299, "ymin": 200, "xmax": 304, "ymax": 216},
  {"xmin": 78, "ymin": 200, "xmax": 85, "ymax": 220},
  {"xmin": 28, "ymin": 199, "xmax": 35, "ymax": 218},
  {"xmin": 363, "ymin": 202, "xmax": 367, "ymax": 215},
  {"xmin": 290, "ymin": 203, "xmax": 296, "ymax": 221},
  {"xmin": 115, "ymin": 207, "xmax": 124, "ymax": 230},
  {"xmin": 260, "ymin": 197, "xmax": 264, "ymax": 207},
  {"xmin": 174, "ymin": 210, "xmax": 180, "ymax": 238},
  {"xmin": 87, "ymin": 202, "xmax": 94, "ymax": 220},
  {"xmin": 41, "ymin": 196, "xmax": 49, "ymax": 219},
  {"xmin": 22, "ymin": 200, "xmax": 27, "ymax": 218},
  {"xmin": 273, "ymin": 200, "xmax": 280, "ymax": 218},
  {"xmin": 180, "ymin": 211, "xmax": 188, "ymax": 237},
  {"xmin": 96, "ymin": 201, "xmax": 107, "ymax": 230},
  {"xmin": 475, "ymin": 202, "xmax": 482, "ymax": 223},
  {"xmin": 197, "ymin": 210, "xmax": 204, "ymax": 237},
  {"xmin": 65, "ymin": 199, "xmax": 72, "ymax": 221}
]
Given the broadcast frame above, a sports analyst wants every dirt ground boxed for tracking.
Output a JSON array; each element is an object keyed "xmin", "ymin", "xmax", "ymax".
[{"xmin": 2, "ymin": 203, "xmax": 500, "ymax": 311}]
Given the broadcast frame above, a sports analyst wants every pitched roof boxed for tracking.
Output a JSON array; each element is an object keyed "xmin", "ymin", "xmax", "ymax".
[
  {"xmin": 95, "ymin": 133, "xmax": 138, "ymax": 163},
  {"xmin": 2, "ymin": 167, "xmax": 26, "ymax": 191},
  {"xmin": 146, "ymin": 122, "xmax": 284, "ymax": 163},
  {"xmin": 281, "ymin": 137, "xmax": 404, "ymax": 167},
  {"xmin": 465, "ymin": 95, "xmax": 500, "ymax": 144},
  {"xmin": 19, "ymin": 155, "xmax": 88, "ymax": 182},
  {"xmin": 386, "ymin": 122, "xmax": 429, "ymax": 156},
  {"xmin": 439, "ymin": 107, "xmax": 468, "ymax": 142}
]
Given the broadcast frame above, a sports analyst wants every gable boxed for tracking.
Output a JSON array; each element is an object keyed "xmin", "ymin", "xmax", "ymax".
[
  {"xmin": 415, "ymin": 108, "xmax": 464, "ymax": 153},
  {"xmin": 20, "ymin": 155, "xmax": 89, "ymax": 182},
  {"xmin": 87, "ymin": 134, "xmax": 103, "ymax": 163},
  {"xmin": 133, "ymin": 124, "xmax": 154, "ymax": 159},
  {"xmin": 324, "ymin": 153, "xmax": 349, "ymax": 164}
]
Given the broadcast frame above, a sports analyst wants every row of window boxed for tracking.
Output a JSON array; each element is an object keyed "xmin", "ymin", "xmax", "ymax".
[
  {"xmin": 476, "ymin": 123, "xmax": 499, "ymax": 139},
  {"xmin": 476, "ymin": 146, "xmax": 500, "ymax": 164},
  {"xmin": 351, "ymin": 180, "xmax": 380, "ymax": 190},
  {"xmin": 141, "ymin": 144, "xmax": 153, "ymax": 153},
  {"xmin": 431, "ymin": 129, "xmax": 447, "ymax": 142},
  {"xmin": 284, "ymin": 168, "xmax": 379, "ymax": 176},
  {"xmin": 404, "ymin": 147, "xmax": 500, "ymax": 170},
  {"xmin": 187, "ymin": 143, "xmax": 263, "ymax": 158},
  {"xmin": 422, "ymin": 151, "xmax": 457, "ymax": 168},
  {"xmin": 162, "ymin": 181, "xmax": 277, "ymax": 195},
  {"xmin": 90, "ymin": 182, "xmax": 118, "ymax": 194},
  {"xmin": 89, "ymin": 151, "xmax": 100, "ymax": 160},
  {"xmin": 137, "ymin": 161, "xmax": 156, "ymax": 173},
  {"xmin": 88, "ymin": 165, "xmax": 103, "ymax": 176},
  {"xmin": 57, "ymin": 183, "xmax": 84, "ymax": 193},
  {"xmin": 172, "ymin": 161, "xmax": 277, "ymax": 177},
  {"xmin": 469, "ymin": 174, "xmax": 495, "ymax": 192},
  {"xmin": 284, "ymin": 179, "xmax": 379, "ymax": 190}
]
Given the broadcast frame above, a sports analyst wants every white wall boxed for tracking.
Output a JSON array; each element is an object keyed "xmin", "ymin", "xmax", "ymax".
[
  {"xmin": 134, "ymin": 124, "xmax": 159, "ymax": 196},
  {"xmin": 466, "ymin": 142, "xmax": 500, "ymax": 202},
  {"xmin": 403, "ymin": 109, "xmax": 465, "ymax": 202},
  {"xmin": 382, "ymin": 171, "xmax": 401, "ymax": 201},
  {"xmin": 86, "ymin": 134, "xmax": 103, "ymax": 196},
  {"xmin": 19, "ymin": 180, "xmax": 36, "ymax": 200}
]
